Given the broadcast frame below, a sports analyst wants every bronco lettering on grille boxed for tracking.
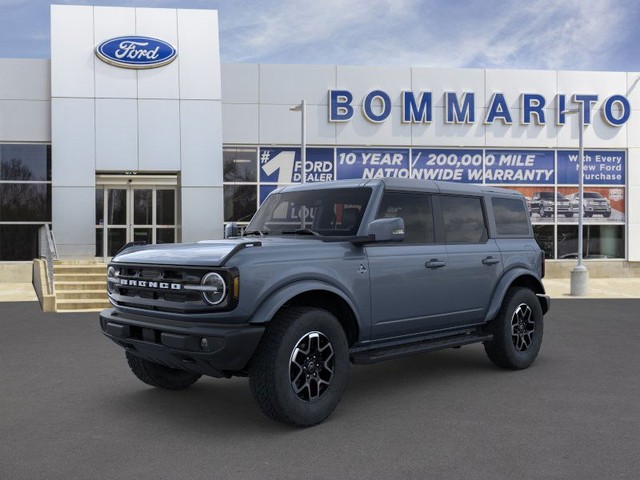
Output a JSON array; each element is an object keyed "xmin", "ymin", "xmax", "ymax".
[{"xmin": 120, "ymin": 279, "xmax": 182, "ymax": 290}]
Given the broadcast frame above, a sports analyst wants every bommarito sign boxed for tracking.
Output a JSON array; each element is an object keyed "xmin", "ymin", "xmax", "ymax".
[{"xmin": 328, "ymin": 90, "xmax": 631, "ymax": 127}]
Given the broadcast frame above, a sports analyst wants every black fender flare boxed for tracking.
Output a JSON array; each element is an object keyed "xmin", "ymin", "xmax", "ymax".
[
  {"xmin": 484, "ymin": 268, "xmax": 548, "ymax": 322},
  {"xmin": 248, "ymin": 279, "xmax": 362, "ymax": 329}
]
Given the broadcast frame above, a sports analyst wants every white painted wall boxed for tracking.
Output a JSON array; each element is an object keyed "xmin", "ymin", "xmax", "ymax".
[{"xmin": 50, "ymin": 5, "xmax": 223, "ymax": 258}]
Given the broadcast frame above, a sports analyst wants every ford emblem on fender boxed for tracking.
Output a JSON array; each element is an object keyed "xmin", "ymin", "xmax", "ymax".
[{"xmin": 95, "ymin": 36, "xmax": 177, "ymax": 69}]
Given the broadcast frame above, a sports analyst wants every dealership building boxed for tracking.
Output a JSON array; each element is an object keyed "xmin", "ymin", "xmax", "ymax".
[{"xmin": 1, "ymin": 4, "xmax": 639, "ymax": 281}]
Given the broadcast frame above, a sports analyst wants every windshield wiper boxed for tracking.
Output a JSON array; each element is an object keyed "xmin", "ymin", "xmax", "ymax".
[
  {"xmin": 243, "ymin": 230, "xmax": 269, "ymax": 236},
  {"xmin": 282, "ymin": 228, "xmax": 321, "ymax": 237}
]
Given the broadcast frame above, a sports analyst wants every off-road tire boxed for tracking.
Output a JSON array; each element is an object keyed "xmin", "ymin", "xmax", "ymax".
[
  {"xmin": 603, "ymin": 212, "xmax": 611, "ymax": 218},
  {"xmin": 248, "ymin": 306, "xmax": 349, "ymax": 427},
  {"xmin": 125, "ymin": 351, "xmax": 201, "ymax": 390},
  {"xmin": 484, "ymin": 287, "xmax": 543, "ymax": 370}
]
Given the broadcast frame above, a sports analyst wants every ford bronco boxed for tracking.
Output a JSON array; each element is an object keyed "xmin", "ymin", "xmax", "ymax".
[{"xmin": 100, "ymin": 179, "xmax": 550, "ymax": 427}]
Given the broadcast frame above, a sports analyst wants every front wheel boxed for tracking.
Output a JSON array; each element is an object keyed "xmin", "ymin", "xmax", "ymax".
[
  {"xmin": 125, "ymin": 351, "xmax": 201, "ymax": 390},
  {"xmin": 484, "ymin": 287, "xmax": 543, "ymax": 370},
  {"xmin": 248, "ymin": 307, "xmax": 349, "ymax": 427}
]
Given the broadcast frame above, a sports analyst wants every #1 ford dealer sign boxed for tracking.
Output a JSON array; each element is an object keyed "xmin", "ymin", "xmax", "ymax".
[{"xmin": 95, "ymin": 36, "xmax": 177, "ymax": 69}]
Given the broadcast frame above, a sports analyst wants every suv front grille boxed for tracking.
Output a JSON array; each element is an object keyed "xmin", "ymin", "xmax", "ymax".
[{"xmin": 109, "ymin": 264, "xmax": 225, "ymax": 314}]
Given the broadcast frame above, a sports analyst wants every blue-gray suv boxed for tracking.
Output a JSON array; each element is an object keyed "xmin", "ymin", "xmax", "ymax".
[{"xmin": 100, "ymin": 179, "xmax": 550, "ymax": 427}]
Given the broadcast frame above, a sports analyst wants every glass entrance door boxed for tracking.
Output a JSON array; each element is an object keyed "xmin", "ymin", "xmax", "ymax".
[{"xmin": 96, "ymin": 182, "xmax": 176, "ymax": 259}]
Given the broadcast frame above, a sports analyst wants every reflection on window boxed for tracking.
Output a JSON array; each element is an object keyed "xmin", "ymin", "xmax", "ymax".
[
  {"xmin": 492, "ymin": 197, "xmax": 530, "ymax": 235},
  {"xmin": 223, "ymin": 147, "xmax": 257, "ymax": 182},
  {"xmin": 0, "ymin": 144, "xmax": 51, "ymax": 181},
  {"xmin": 133, "ymin": 190, "xmax": 153, "ymax": 225},
  {"xmin": 246, "ymin": 187, "xmax": 372, "ymax": 236},
  {"xmin": 441, "ymin": 195, "xmax": 486, "ymax": 244},
  {"xmin": 377, "ymin": 192, "xmax": 434, "ymax": 244},
  {"xmin": 557, "ymin": 225, "xmax": 624, "ymax": 259},
  {"xmin": 0, "ymin": 184, "xmax": 51, "ymax": 222},
  {"xmin": 0, "ymin": 224, "xmax": 41, "ymax": 261},
  {"xmin": 224, "ymin": 185, "xmax": 257, "ymax": 222},
  {"xmin": 156, "ymin": 190, "xmax": 175, "ymax": 225},
  {"xmin": 533, "ymin": 225, "xmax": 554, "ymax": 259}
]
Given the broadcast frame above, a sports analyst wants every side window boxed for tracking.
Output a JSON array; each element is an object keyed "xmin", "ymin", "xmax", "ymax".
[
  {"xmin": 440, "ymin": 195, "xmax": 487, "ymax": 244},
  {"xmin": 376, "ymin": 192, "xmax": 434, "ymax": 244},
  {"xmin": 492, "ymin": 197, "xmax": 530, "ymax": 235}
]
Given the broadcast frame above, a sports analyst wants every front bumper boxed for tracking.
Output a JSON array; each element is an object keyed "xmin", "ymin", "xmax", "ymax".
[
  {"xmin": 99, "ymin": 308, "xmax": 264, "ymax": 377},
  {"xmin": 537, "ymin": 294, "xmax": 551, "ymax": 315}
]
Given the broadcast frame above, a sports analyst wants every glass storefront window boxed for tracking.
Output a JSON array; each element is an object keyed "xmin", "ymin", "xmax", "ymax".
[
  {"xmin": 107, "ymin": 189, "xmax": 126, "ymax": 225},
  {"xmin": 107, "ymin": 228, "xmax": 127, "ymax": 257},
  {"xmin": 533, "ymin": 225, "xmax": 554, "ymax": 259},
  {"xmin": 95, "ymin": 228, "xmax": 103, "ymax": 257},
  {"xmin": 95, "ymin": 188, "xmax": 104, "ymax": 226},
  {"xmin": 557, "ymin": 225, "xmax": 624, "ymax": 259},
  {"xmin": 224, "ymin": 185, "xmax": 257, "ymax": 222},
  {"xmin": 156, "ymin": 190, "xmax": 175, "ymax": 225},
  {"xmin": 0, "ymin": 144, "xmax": 51, "ymax": 181},
  {"xmin": 223, "ymin": 147, "xmax": 257, "ymax": 182},
  {"xmin": 0, "ymin": 224, "xmax": 41, "ymax": 261},
  {"xmin": 156, "ymin": 228, "xmax": 175, "ymax": 244},
  {"xmin": 223, "ymin": 145, "xmax": 628, "ymax": 260},
  {"xmin": 133, "ymin": 189, "xmax": 153, "ymax": 225},
  {"xmin": 0, "ymin": 184, "xmax": 51, "ymax": 222}
]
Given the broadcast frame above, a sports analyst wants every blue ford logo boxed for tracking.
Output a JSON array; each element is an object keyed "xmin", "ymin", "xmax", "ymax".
[{"xmin": 95, "ymin": 36, "xmax": 177, "ymax": 69}]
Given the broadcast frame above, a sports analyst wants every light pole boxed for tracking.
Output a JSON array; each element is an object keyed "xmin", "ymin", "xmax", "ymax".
[
  {"xmin": 562, "ymin": 104, "xmax": 589, "ymax": 295},
  {"xmin": 289, "ymin": 100, "xmax": 306, "ymax": 184}
]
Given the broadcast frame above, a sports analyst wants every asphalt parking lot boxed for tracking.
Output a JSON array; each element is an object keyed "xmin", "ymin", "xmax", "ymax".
[{"xmin": 1, "ymin": 300, "xmax": 639, "ymax": 480}]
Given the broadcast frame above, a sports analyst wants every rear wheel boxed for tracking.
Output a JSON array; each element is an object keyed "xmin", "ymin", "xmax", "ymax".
[
  {"xmin": 484, "ymin": 287, "xmax": 543, "ymax": 370},
  {"xmin": 248, "ymin": 307, "xmax": 349, "ymax": 427},
  {"xmin": 125, "ymin": 351, "xmax": 201, "ymax": 390}
]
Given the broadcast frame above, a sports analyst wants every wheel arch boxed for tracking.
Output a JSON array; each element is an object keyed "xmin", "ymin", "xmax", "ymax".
[
  {"xmin": 485, "ymin": 269, "xmax": 547, "ymax": 322},
  {"xmin": 249, "ymin": 281, "xmax": 361, "ymax": 347}
]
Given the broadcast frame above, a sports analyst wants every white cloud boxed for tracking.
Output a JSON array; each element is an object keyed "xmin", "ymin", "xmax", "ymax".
[{"xmin": 218, "ymin": 0, "xmax": 632, "ymax": 71}]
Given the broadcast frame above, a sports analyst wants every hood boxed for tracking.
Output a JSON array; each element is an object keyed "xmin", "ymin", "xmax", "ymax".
[
  {"xmin": 111, "ymin": 236, "xmax": 326, "ymax": 267},
  {"xmin": 112, "ymin": 239, "xmax": 261, "ymax": 267}
]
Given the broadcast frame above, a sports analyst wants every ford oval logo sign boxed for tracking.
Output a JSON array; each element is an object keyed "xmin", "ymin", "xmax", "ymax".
[{"xmin": 95, "ymin": 36, "xmax": 177, "ymax": 69}]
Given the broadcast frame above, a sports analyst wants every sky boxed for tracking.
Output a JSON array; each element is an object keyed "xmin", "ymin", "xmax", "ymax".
[{"xmin": 1, "ymin": 0, "xmax": 639, "ymax": 71}]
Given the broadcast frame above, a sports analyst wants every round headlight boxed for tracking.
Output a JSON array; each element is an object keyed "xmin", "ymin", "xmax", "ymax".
[
  {"xmin": 201, "ymin": 272, "xmax": 226, "ymax": 305},
  {"xmin": 107, "ymin": 266, "xmax": 117, "ymax": 294}
]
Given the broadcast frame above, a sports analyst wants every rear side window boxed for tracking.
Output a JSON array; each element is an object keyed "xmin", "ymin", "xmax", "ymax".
[
  {"xmin": 492, "ymin": 197, "xmax": 530, "ymax": 236},
  {"xmin": 440, "ymin": 195, "xmax": 486, "ymax": 244},
  {"xmin": 376, "ymin": 192, "xmax": 434, "ymax": 244}
]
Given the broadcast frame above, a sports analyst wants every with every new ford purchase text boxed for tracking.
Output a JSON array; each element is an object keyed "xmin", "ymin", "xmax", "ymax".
[{"xmin": 100, "ymin": 179, "xmax": 550, "ymax": 427}]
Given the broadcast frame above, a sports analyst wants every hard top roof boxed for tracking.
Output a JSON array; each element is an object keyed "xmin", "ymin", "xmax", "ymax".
[{"xmin": 278, "ymin": 178, "xmax": 521, "ymax": 197}]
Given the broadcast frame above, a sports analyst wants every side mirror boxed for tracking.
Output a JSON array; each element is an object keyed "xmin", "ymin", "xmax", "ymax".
[
  {"xmin": 224, "ymin": 222, "xmax": 239, "ymax": 239},
  {"xmin": 365, "ymin": 217, "xmax": 405, "ymax": 243}
]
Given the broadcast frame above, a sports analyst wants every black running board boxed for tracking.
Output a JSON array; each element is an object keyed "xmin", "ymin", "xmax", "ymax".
[{"xmin": 350, "ymin": 333, "xmax": 493, "ymax": 365}]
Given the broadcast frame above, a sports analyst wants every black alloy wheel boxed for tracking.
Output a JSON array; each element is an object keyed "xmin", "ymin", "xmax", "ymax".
[{"xmin": 289, "ymin": 331, "xmax": 335, "ymax": 402}]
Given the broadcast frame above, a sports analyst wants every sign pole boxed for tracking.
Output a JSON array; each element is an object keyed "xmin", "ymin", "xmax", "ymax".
[{"xmin": 570, "ymin": 102, "xmax": 589, "ymax": 295}]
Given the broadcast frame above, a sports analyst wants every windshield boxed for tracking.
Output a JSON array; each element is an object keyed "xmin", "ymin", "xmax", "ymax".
[
  {"xmin": 245, "ymin": 187, "xmax": 372, "ymax": 236},
  {"xmin": 584, "ymin": 192, "xmax": 604, "ymax": 199},
  {"xmin": 539, "ymin": 192, "xmax": 567, "ymax": 200}
]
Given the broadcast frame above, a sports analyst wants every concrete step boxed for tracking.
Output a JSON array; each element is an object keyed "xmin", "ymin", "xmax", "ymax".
[
  {"xmin": 56, "ymin": 290, "xmax": 108, "ymax": 300},
  {"xmin": 55, "ymin": 298, "xmax": 111, "ymax": 311},
  {"xmin": 54, "ymin": 265, "xmax": 107, "ymax": 275},
  {"xmin": 55, "ymin": 281, "xmax": 106, "ymax": 291},
  {"xmin": 54, "ymin": 273, "xmax": 106, "ymax": 283}
]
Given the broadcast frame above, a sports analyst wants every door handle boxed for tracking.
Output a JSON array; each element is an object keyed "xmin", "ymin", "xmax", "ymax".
[
  {"xmin": 482, "ymin": 256, "xmax": 500, "ymax": 266},
  {"xmin": 425, "ymin": 259, "xmax": 446, "ymax": 269}
]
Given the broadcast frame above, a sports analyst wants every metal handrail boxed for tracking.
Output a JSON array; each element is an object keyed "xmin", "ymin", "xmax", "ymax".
[{"xmin": 38, "ymin": 224, "xmax": 58, "ymax": 294}]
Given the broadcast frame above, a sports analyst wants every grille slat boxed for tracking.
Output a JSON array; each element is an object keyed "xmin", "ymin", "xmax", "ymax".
[{"xmin": 110, "ymin": 264, "xmax": 226, "ymax": 314}]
